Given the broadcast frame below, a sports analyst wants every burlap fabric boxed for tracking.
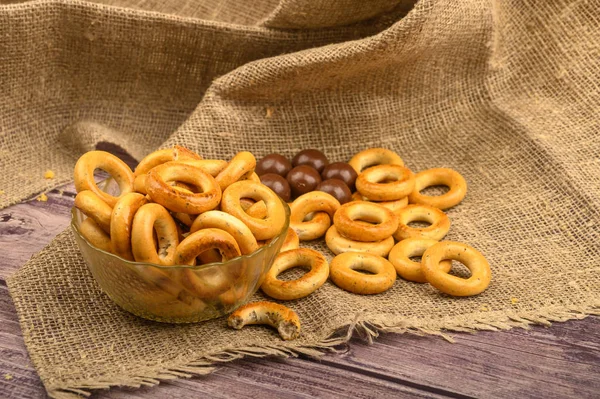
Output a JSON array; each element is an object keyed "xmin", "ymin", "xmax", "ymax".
[{"xmin": 3, "ymin": 0, "xmax": 600, "ymax": 398}]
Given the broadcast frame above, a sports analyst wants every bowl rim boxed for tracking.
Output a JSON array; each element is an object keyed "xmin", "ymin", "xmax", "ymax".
[{"xmin": 70, "ymin": 181, "xmax": 291, "ymax": 271}]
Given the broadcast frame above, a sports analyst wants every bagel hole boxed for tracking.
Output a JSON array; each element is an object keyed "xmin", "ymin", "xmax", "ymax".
[
  {"xmin": 409, "ymin": 256, "xmax": 423, "ymax": 263},
  {"xmin": 277, "ymin": 266, "xmax": 310, "ymax": 281},
  {"xmin": 94, "ymin": 142, "xmax": 138, "ymax": 196},
  {"xmin": 197, "ymin": 249, "xmax": 223, "ymax": 265},
  {"xmin": 361, "ymin": 163, "xmax": 381, "ymax": 172},
  {"xmin": 355, "ymin": 219, "xmax": 380, "ymax": 227},
  {"xmin": 350, "ymin": 266, "xmax": 377, "ymax": 275},
  {"xmin": 375, "ymin": 177, "xmax": 399, "ymax": 184},
  {"xmin": 242, "ymin": 198, "xmax": 267, "ymax": 219},
  {"xmin": 168, "ymin": 180, "xmax": 202, "ymax": 193},
  {"xmin": 419, "ymin": 185, "xmax": 449, "ymax": 196},
  {"xmin": 407, "ymin": 220, "xmax": 431, "ymax": 228},
  {"xmin": 353, "ymin": 214, "xmax": 381, "ymax": 226},
  {"xmin": 93, "ymin": 169, "xmax": 123, "ymax": 196},
  {"xmin": 448, "ymin": 260, "xmax": 471, "ymax": 278},
  {"xmin": 303, "ymin": 212, "xmax": 317, "ymax": 222},
  {"xmin": 152, "ymin": 230, "xmax": 159, "ymax": 250},
  {"xmin": 157, "ymin": 236, "xmax": 175, "ymax": 258}
]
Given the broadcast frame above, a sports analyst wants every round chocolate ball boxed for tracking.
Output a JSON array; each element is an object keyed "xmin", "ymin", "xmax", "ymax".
[
  {"xmin": 291, "ymin": 149, "xmax": 329, "ymax": 173},
  {"xmin": 256, "ymin": 153, "xmax": 292, "ymax": 177},
  {"xmin": 316, "ymin": 179, "xmax": 352, "ymax": 204},
  {"xmin": 286, "ymin": 165, "xmax": 322, "ymax": 198},
  {"xmin": 321, "ymin": 162, "xmax": 359, "ymax": 191},
  {"xmin": 260, "ymin": 173, "xmax": 291, "ymax": 202}
]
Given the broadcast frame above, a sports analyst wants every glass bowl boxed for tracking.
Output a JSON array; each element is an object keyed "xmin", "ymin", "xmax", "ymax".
[{"xmin": 70, "ymin": 179, "xmax": 290, "ymax": 323}]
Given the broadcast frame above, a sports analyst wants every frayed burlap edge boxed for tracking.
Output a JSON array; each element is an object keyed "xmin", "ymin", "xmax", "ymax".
[{"xmin": 6, "ymin": 271, "xmax": 598, "ymax": 399}]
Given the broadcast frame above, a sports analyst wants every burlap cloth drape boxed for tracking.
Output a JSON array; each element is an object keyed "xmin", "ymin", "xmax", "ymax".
[{"xmin": 2, "ymin": 0, "xmax": 599, "ymax": 398}]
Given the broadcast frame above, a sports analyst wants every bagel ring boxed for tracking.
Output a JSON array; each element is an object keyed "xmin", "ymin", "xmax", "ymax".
[
  {"xmin": 180, "ymin": 263, "xmax": 231, "ymax": 299},
  {"xmin": 333, "ymin": 201, "xmax": 398, "ymax": 242},
  {"xmin": 177, "ymin": 159, "xmax": 228, "ymax": 177},
  {"xmin": 228, "ymin": 301, "xmax": 301, "ymax": 340},
  {"xmin": 176, "ymin": 229, "xmax": 242, "ymax": 298},
  {"xmin": 325, "ymin": 225, "xmax": 394, "ymax": 257},
  {"xmin": 351, "ymin": 192, "xmax": 409, "ymax": 214},
  {"xmin": 172, "ymin": 212, "xmax": 196, "ymax": 227},
  {"xmin": 74, "ymin": 190, "xmax": 112, "ymax": 233},
  {"xmin": 190, "ymin": 210, "xmax": 259, "ymax": 255},
  {"xmin": 146, "ymin": 161, "xmax": 221, "ymax": 214},
  {"xmin": 74, "ymin": 150, "xmax": 134, "ymax": 207},
  {"xmin": 408, "ymin": 168, "xmax": 467, "ymax": 210},
  {"xmin": 261, "ymin": 248, "xmax": 329, "ymax": 300},
  {"xmin": 330, "ymin": 252, "xmax": 396, "ymax": 295},
  {"xmin": 221, "ymin": 180, "xmax": 286, "ymax": 241},
  {"xmin": 290, "ymin": 191, "xmax": 340, "ymax": 241},
  {"xmin": 296, "ymin": 211, "xmax": 331, "ymax": 241},
  {"xmin": 219, "ymin": 284, "xmax": 250, "ymax": 306},
  {"xmin": 110, "ymin": 193, "xmax": 148, "ymax": 260},
  {"xmin": 175, "ymin": 228, "xmax": 241, "ymax": 265},
  {"xmin": 240, "ymin": 170, "xmax": 261, "ymax": 183},
  {"xmin": 388, "ymin": 238, "xmax": 452, "ymax": 283},
  {"xmin": 244, "ymin": 172, "xmax": 261, "ymax": 182},
  {"xmin": 422, "ymin": 241, "xmax": 491, "ymax": 296},
  {"xmin": 131, "ymin": 203, "xmax": 179, "ymax": 265},
  {"xmin": 134, "ymin": 146, "xmax": 202, "ymax": 177},
  {"xmin": 393, "ymin": 204, "xmax": 450, "ymax": 241},
  {"xmin": 215, "ymin": 151, "xmax": 257, "ymax": 191},
  {"xmin": 170, "ymin": 181, "xmax": 199, "ymax": 193},
  {"xmin": 280, "ymin": 227, "xmax": 300, "ymax": 252},
  {"xmin": 133, "ymin": 174, "xmax": 148, "ymax": 194},
  {"xmin": 240, "ymin": 199, "xmax": 268, "ymax": 219},
  {"xmin": 356, "ymin": 165, "xmax": 415, "ymax": 201},
  {"xmin": 348, "ymin": 148, "xmax": 404, "ymax": 174},
  {"xmin": 135, "ymin": 173, "xmax": 201, "ymax": 195},
  {"xmin": 78, "ymin": 217, "xmax": 113, "ymax": 253},
  {"xmin": 172, "ymin": 145, "xmax": 203, "ymax": 161}
]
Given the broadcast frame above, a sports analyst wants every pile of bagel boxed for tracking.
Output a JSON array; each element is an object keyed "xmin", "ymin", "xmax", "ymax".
[{"xmin": 72, "ymin": 146, "xmax": 491, "ymax": 341}]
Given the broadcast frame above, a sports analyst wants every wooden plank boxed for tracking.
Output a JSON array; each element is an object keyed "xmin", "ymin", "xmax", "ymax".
[
  {"xmin": 0, "ymin": 192, "xmax": 73, "ymax": 279},
  {"xmin": 321, "ymin": 318, "xmax": 600, "ymax": 398}
]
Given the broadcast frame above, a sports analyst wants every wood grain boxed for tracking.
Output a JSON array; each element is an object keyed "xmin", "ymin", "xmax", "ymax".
[
  {"xmin": 1, "ymin": 169, "xmax": 599, "ymax": 398},
  {"xmin": 0, "ymin": 191, "xmax": 73, "ymax": 277},
  {"xmin": 0, "ymin": 280, "xmax": 444, "ymax": 399}
]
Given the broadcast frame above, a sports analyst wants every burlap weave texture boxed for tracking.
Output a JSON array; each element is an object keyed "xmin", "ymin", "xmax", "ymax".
[{"xmin": 3, "ymin": 0, "xmax": 599, "ymax": 398}]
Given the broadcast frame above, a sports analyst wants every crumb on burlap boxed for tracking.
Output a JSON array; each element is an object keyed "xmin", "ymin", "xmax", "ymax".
[
  {"xmin": 37, "ymin": 193, "xmax": 48, "ymax": 202},
  {"xmin": 0, "ymin": 190, "xmax": 4, "ymax": 195},
  {"xmin": 265, "ymin": 107, "xmax": 274, "ymax": 118},
  {"xmin": 480, "ymin": 304, "xmax": 490, "ymax": 311},
  {"xmin": 44, "ymin": 170, "xmax": 55, "ymax": 179},
  {"xmin": 4, "ymin": 373, "xmax": 13, "ymax": 380},
  {"xmin": 511, "ymin": 297, "xmax": 519, "ymax": 304}
]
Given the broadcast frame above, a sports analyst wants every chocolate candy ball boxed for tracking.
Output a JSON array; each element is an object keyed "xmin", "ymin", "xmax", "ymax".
[
  {"xmin": 321, "ymin": 162, "xmax": 358, "ymax": 191},
  {"xmin": 292, "ymin": 149, "xmax": 329, "ymax": 173},
  {"xmin": 316, "ymin": 179, "xmax": 352, "ymax": 204},
  {"xmin": 256, "ymin": 153, "xmax": 292, "ymax": 177},
  {"xmin": 260, "ymin": 173, "xmax": 291, "ymax": 202},
  {"xmin": 286, "ymin": 165, "xmax": 322, "ymax": 198}
]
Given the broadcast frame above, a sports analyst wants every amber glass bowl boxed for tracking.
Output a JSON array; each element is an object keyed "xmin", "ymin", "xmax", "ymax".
[{"xmin": 70, "ymin": 179, "xmax": 290, "ymax": 323}]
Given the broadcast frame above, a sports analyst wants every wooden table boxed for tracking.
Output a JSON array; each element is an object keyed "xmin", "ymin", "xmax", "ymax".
[{"xmin": 1, "ymin": 152, "xmax": 599, "ymax": 398}]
